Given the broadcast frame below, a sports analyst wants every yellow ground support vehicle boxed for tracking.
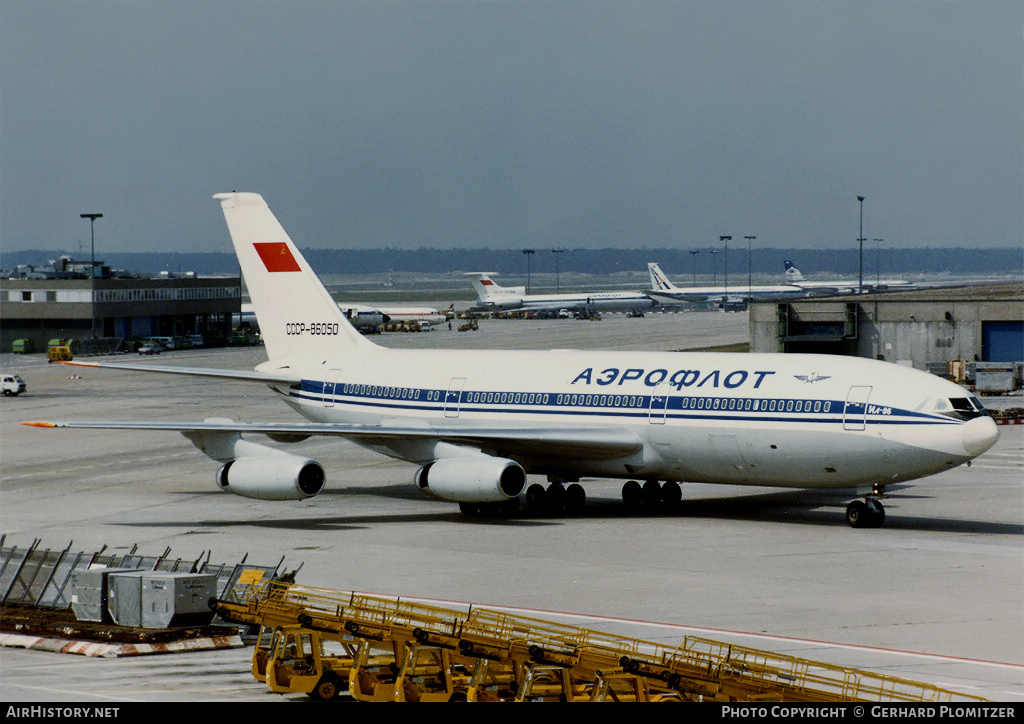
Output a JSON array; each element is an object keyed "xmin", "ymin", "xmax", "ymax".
[
  {"xmin": 588, "ymin": 671, "xmax": 683, "ymax": 702},
  {"xmin": 47, "ymin": 341, "xmax": 72, "ymax": 363},
  {"xmin": 212, "ymin": 581, "xmax": 988, "ymax": 704},
  {"xmin": 264, "ymin": 626, "xmax": 358, "ymax": 700},
  {"xmin": 346, "ymin": 637, "xmax": 479, "ymax": 702},
  {"xmin": 393, "ymin": 642, "xmax": 476, "ymax": 702},
  {"xmin": 250, "ymin": 626, "xmax": 275, "ymax": 682}
]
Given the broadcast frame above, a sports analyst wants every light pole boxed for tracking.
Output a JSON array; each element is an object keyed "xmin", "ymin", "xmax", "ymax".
[
  {"xmin": 874, "ymin": 238, "xmax": 883, "ymax": 288},
  {"xmin": 689, "ymin": 249, "xmax": 700, "ymax": 285},
  {"xmin": 522, "ymin": 249, "xmax": 535, "ymax": 294},
  {"xmin": 81, "ymin": 213, "xmax": 103, "ymax": 338},
  {"xmin": 857, "ymin": 196, "xmax": 865, "ymax": 294},
  {"xmin": 745, "ymin": 235, "xmax": 756, "ymax": 295},
  {"xmin": 709, "ymin": 248, "xmax": 720, "ymax": 286},
  {"xmin": 552, "ymin": 248, "xmax": 566, "ymax": 293},
  {"xmin": 720, "ymin": 236, "xmax": 731, "ymax": 294}
]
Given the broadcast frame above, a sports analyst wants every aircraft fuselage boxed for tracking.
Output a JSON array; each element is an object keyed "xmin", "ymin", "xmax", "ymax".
[{"xmin": 268, "ymin": 348, "xmax": 994, "ymax": 491}]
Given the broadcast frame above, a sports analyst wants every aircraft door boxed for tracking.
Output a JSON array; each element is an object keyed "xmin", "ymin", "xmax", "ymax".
[
  {"xmin": 648, "ymin": 384, "xmax": 668, "ymax": 425},
  {"xmin": 843, "ymin": 385, "xmax": 872, "ymax": 431},
  {"xmin": 323, "ymin": 369, "xmax": 342, "ymax": 408},
  {"xmin": 444, "ymin": 377, "xmax": 465, "ymax": 418}
]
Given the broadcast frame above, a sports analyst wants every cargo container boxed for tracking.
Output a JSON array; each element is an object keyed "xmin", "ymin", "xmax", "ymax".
[
  {"xmin": 70, "ymin": 567, "xmax": 139, "ymax": 623},
  {"xmin": 108, "ymin": 571, "xmax": 218, "ymax": 628}
]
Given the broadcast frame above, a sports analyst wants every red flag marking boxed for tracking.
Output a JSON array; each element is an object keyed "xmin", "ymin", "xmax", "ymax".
[{"xmin": 254, "ymin": 242, "xmax": 301, "ymax": 273}]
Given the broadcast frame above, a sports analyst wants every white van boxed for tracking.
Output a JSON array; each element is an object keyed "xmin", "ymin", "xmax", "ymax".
[{"xmin": 1, "ymin": 374, "xmax": 27, "ymax": 396}]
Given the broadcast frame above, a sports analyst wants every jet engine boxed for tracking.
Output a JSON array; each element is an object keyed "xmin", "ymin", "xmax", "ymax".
[
  {"xmin": 415, "ymin": 457, "xmax": 526, "ymax": 503},
  {"xmin": 215, "ymin": 455, "xmax": 325, "ymax": 501},
  {"xmin": 182, "ymin": 422, "xmax": 325, "ymax": 501}
]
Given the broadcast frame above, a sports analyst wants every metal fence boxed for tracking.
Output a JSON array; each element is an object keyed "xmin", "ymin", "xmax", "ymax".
[{"xmin": 0, "ymin": 536, "xmax": 291, "ymax": 611}]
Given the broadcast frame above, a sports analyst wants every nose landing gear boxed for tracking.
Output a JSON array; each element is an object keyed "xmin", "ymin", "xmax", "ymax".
[{"xmin": 846, "ymin": 496, "xmax": 886, "ymax": 528}]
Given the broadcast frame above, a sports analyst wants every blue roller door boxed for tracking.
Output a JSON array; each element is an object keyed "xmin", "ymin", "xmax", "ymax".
[{"xmin": 982, "ymin": 321, "xmax": 1024, "ymax": 361}]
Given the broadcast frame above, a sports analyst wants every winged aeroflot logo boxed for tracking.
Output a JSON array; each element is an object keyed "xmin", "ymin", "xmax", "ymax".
[{"xmin": 794, "ymin": 373, "xmax": 832, "ymax": 384}]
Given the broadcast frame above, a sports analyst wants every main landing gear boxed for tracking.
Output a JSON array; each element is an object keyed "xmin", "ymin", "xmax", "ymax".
[
  {"xmin": 464, "ymin": 478, "xmax": 685, "ymax": 518},
  {"xmin": 525, "ymin": 479, "xmax": 683, "ymax": 516},
  {"xmin": 845, "ymin": 490, "xmax": 886, "ymax": 529},
  {"xmin": 525, "ymin": 482, "xmax": 587, "ymax": 516},
  {"xmin": 621, "ymin": 480, "xmax": 681, "ymax": 511}
]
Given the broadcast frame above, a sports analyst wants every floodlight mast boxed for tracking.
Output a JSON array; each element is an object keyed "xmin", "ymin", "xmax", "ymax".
[{"xmin": 81, "ymin": 213, "xmax": 103, "ymax": 338}]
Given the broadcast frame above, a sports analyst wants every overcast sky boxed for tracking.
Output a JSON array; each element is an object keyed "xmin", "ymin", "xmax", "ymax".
[{"xmin": 1, "ymin": 0, "xmax": 1021, "ymax": 256}]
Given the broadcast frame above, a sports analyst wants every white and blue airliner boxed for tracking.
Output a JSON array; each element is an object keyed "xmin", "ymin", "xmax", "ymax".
[{"xmin": 26, "ymin": 193, "xmax": 999, "ymax": 528}]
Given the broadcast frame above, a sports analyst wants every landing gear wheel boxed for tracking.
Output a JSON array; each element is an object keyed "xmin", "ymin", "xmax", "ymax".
[
  {"xmin": 865, "ymin": 498, "xmax": 885, "ymax": 528},
  {"xmin": 565, "ymin": 483, "xmax": 586, "ymax": 515},
  {"xmin": 459, "ymin": 502, "xmax": 480, "ymax": 517},
  {"xmin": 622, "ymin": 480, "xmax": 642, "ymax": 510},
  {"xmin": 526, "ymin": 483, "xmax": 548, "ymax": 515},
  {"xmin": 846, "ymin": 499, "xmax": 886, "ymax": 528},
  {"xmin": 846, "ymin": 500, "xmax": 868, "ymax": 528},
  {"xmin": 545, "ymin": 483, "xmax": 566, "ymax": 515},
  {"xmin": 661, "ymin": 481, "xmax": 682, "ymax": 507},
  {"xmin": 641, "ymin": 480, "xmax": 662, "ymax": 509}
]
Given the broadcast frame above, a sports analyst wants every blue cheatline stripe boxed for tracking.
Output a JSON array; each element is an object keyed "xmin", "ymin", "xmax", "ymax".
[{"xmin": 293, "ymin": 379, "xmax": 961, "ymax": 428}]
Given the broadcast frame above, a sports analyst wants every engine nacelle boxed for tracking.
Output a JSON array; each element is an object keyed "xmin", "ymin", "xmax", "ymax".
[
  {"xmin": 415, "ymin": 457, "xmax": 526, "ymax": 503},
  {"xmin": 216, "ymin": 455, "xmax": 326, "ymax": 501}
]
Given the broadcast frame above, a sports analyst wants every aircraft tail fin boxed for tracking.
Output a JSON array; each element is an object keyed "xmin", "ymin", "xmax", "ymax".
[
  {"xmin": 214, "ymin": 193, "xmax": 375, "ymax": 360},
  {"xmin": 647, "ymin": 263, "xmax": 677, "ymax": 291},
  {"xmin": 465, "ymin": 272, "xmax": 500, "ymax": 300},
  {"xmin": 783, "ymin": 260, "xmax": 804, "ymax": 281},
  {"xmin": 464, "ymin": 272, "xmax": 524, "ymax": 301}
]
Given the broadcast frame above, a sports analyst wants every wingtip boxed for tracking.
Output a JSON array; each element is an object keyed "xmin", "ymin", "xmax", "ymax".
[
  {"xmin": 57, "ymin": 360, "xmax": 100, "ymax": 370},
  {"xmin": 21, "ymin": 421, "xmax": 57, "ymax": 428}
]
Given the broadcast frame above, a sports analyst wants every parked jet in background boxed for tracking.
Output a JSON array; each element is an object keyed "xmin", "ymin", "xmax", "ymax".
[
  {"xmin": 784, "ymin": 261, "xmax": 916, "ymax": 294},
  {"xmin": 467, "ymin": 272, "xmax": 655, "ymax": 314},
  {"xmin": 647, "ymin": 263, "xmax": 806, "ymax": 305},
  {"xmin": 345, "ymin": 302, "xmax": 453, "ymax": 328},
  {"xmin": 24, "ymin": 194, "xmax": 998, "ymax": 528},
  {"xmin": 237, "ymin": 301, "xmax": 451, "ymax": 333},
  {"xmin": 238, "ymin": 302, "xmax": 386, "ymax": 332}
]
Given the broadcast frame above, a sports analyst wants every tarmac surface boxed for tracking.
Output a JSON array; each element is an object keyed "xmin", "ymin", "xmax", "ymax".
[{"xmin": 1, "ymin": 310, "xmax": 1022, "ymax": 702}]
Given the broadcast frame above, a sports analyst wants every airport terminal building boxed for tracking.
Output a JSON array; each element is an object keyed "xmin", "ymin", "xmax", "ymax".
[
  {"xmin": 1, "ymin": 257, "xmax": 241, "ymax": 353},
  {"xmin": 750, "ymin": 282, "xmax": 1024, "ymax": 383}
]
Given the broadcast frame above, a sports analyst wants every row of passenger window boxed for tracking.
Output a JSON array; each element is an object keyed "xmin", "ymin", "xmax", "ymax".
[
  {"xmin": 337, "ymin": 382, "xmax": 833, "ymax": 415},
  {"xmin": 554, "ymin": 393, "xmax": 833, "ymax": 413},
  {"xmin": 679, "ymin": 397, "xmax": 833, "ymax": 413},
  {"xmin": 342, "ymin": 383, "xmax": 422, "ymax": 400}
]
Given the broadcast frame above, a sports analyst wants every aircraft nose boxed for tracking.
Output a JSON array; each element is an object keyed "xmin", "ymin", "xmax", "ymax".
[{"xmin": 962, "ymin": 416, "xmax": 999, "ymax": 458}]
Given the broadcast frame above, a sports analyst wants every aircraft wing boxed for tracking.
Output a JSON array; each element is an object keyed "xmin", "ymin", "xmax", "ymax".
[
  {"xmin": 22, "ymin": 419, "xmax": 643, "ymax": 460},
  {"xmin": 58, "ymin": 360, "xmax": 301, "ymax": 385}
]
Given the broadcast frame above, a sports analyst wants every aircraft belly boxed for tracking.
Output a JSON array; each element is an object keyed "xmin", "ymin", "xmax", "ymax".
[{"xmin": 651, "ymin": 422, "xmax": 957, "ymax": 489}]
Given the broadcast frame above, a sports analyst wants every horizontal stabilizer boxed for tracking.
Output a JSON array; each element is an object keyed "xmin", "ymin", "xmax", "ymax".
[{"xmin": 58, "ymin": 360, "xmax": 301, "ymax": 385}]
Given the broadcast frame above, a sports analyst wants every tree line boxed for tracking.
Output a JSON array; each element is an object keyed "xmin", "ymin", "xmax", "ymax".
[{"xmin": 4, "ymin": 246, "xmax": 1021, "ymax": 278}]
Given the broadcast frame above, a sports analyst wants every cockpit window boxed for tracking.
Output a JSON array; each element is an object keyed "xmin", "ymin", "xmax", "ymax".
[
  {"xmin": 944, "ymin": 397, "xmax": 988, "ymax": 420},
  {"xmin": 915, "ymin": 397, "xmax": 988, "ymax": 419}
]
